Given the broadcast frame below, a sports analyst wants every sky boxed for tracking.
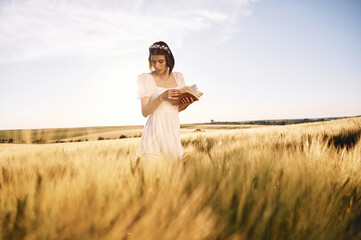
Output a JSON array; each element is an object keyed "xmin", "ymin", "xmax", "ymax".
[{"xmin": 0, "ymin": 0, "xmax": 360, "ymax": 130}]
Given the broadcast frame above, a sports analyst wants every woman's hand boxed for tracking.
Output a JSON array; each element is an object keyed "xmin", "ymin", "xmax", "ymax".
[
  {"xmin": 178, "ymin": 97, "xmax": 194, "ymax": 112},
  {"xmin": 160, "ymin": 89, "xmax": 181, "ymax": 101},
  {"xmin": 181, "ymin": 97, "xmax": 194, "ymax": 105}
]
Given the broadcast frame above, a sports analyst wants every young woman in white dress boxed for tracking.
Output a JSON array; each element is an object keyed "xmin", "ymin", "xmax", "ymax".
[{"xmin": 136, "ymin": 41, "xmax": 194, "ymax": 161}]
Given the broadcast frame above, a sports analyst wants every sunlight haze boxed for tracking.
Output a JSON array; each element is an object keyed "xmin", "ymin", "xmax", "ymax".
[{"xmin": 1, "ymin": 0, "xmax": 360, "ymax": 130}]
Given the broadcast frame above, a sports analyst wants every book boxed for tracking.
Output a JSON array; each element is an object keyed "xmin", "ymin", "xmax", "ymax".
[{"xmin": 170, "ymin": 84, "xmax": 203, "ymax": 105}]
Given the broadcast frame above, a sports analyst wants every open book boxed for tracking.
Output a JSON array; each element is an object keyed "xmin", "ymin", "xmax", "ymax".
[{"xmin": 170, "ymin": 84, "xmax": 203, "ymax": 105}]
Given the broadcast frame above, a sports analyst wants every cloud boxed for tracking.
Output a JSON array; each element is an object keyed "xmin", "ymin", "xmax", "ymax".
[{"xmin": 0, "ymin": 0, "xmax": 258, "ymax": 62}]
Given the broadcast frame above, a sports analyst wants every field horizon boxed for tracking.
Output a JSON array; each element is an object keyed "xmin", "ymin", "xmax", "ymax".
[{"xmin": 1, "ymin": 115, "xmax": 359, "ymax": 144}]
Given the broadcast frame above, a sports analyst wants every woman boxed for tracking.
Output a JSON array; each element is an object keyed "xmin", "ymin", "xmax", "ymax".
[{"xmin": 136, "ymin": 41, "xmax": 194, "ymax": 160}]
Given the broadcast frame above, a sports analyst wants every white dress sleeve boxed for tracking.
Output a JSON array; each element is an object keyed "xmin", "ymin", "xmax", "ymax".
[
  {"xmin": 175, "ymin": 72, "xmax": 186, "ymax": 87},
  {"xmin": 136, "ymin": 73, "xmax": 152, "ymax": 99}
]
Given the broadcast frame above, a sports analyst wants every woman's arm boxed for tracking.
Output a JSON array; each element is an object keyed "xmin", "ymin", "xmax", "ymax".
[
  {"xmin": 141, "ymin": 89, "xmax": 181, "ymax": 117},
  {"xmin": 140, "ymin": 96, "xmax": 162, "ymax": 118}
]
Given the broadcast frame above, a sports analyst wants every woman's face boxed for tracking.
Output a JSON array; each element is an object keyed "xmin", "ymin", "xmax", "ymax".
[{"xmin": 150, "ymin": 55, "xmax": 167, "ymax": 74}]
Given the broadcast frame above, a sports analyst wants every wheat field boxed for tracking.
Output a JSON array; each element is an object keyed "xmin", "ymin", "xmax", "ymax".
[{"xmin": 0, "ymin": 118, "xmax": 360, "ymax": 240}]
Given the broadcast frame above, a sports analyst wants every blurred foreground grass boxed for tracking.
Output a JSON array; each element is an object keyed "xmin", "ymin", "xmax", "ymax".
[{"xmin": 0, "ymin": 117, "xmax": 361, "ymax": 239}]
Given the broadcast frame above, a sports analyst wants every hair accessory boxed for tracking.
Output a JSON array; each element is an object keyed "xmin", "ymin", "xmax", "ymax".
[{"xmin": 149, "ymin": 44, "xmax": 171, "ymax": 54}]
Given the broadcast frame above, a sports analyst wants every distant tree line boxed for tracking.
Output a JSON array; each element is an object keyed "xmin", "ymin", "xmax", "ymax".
[
  {"xmin": 0, "ymin": 133, "xmax": 143, "ymax": 144},
  {"xmin": 97, "ymin": 134, "xmax": 141, "ymax": 141},
  {"xmin": 207, "ymin": 116, "xmax": 356, "ymax": 126},
  {"xmin": 1, "ymin": 138, "xmax": 14, "ymax": 143}
]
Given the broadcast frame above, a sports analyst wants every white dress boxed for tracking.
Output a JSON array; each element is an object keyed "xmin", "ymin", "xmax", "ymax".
[{"xmin": 136, "ymin": 72, "xmax": 186, "ymax": 161}]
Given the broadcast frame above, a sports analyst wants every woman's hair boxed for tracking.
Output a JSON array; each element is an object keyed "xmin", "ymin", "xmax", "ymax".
[{"xmin": 148, "ymin": 41, "xmax": 175, "ymax": 74}]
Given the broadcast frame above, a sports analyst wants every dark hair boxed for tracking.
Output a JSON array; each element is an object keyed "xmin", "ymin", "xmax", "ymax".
[{"xmin": 148, "ymin": 41, "xmax": 175, "ymax": 74}]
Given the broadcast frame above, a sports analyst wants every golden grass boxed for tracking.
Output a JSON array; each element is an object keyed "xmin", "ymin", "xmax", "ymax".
[{"xmin": 0, "ymin": 117, "xmax": 361, "ymax": 239}]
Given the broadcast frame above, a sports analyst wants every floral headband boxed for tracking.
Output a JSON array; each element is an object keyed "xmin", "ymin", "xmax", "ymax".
[{"xmin": 149, "ymin": 44, "xmax": 171, "ymax": 54}]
